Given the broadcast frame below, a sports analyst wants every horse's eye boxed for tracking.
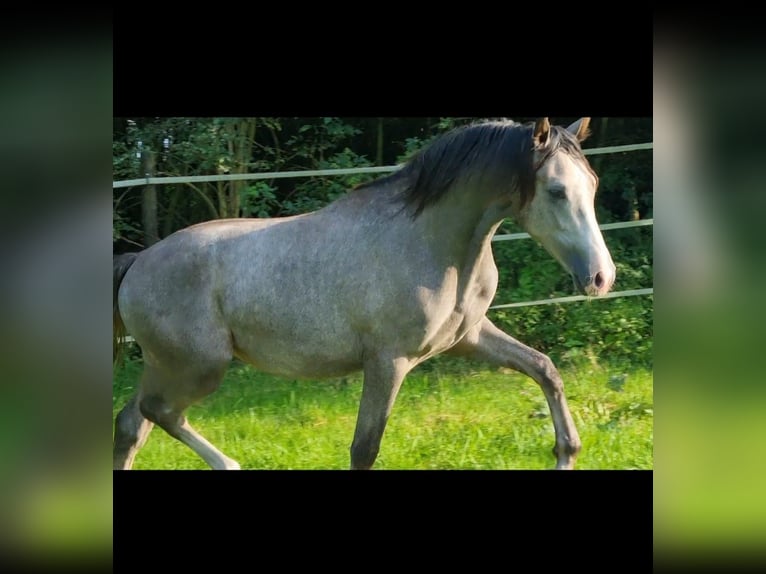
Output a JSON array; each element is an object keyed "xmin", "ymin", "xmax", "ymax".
[{"xmin": 548, "ymin": 186, "xmax": 566, "ymax": 200}]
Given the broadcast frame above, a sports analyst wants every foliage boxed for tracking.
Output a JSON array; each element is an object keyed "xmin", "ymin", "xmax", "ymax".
[
  {"xmin": 277, "ymin": 118, "xmax": 376, "ymax": 215},
  {"xmin": 241, "ymin": 182, "xmax": 278, "ymax": 218}
]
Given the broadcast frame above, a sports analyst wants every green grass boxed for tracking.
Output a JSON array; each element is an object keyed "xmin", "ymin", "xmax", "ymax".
[{"xmin": 113, "ymin": 357, "xmax": 652, "ymax": 470}]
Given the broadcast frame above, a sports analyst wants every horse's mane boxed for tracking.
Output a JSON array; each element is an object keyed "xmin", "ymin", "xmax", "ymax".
[{"xmin": 355, "ymin": 119, "xmax": 592, "ymax": 217}]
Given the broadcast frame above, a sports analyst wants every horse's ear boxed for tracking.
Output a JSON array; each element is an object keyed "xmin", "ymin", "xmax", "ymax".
[
  {"xmin": 566, "ymin": 117, "xmax": 591, "ymax": 142},
  {"xmin": 533, "ymin": 117, "xmax": 551, "ymax": 148}
]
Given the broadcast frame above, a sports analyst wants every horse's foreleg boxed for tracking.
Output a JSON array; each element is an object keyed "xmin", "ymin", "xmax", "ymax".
[
  {"xmin": 349, "ymin": 356, "xmax": 410, "ymax": 470},
  {"xmin": 448, "ymin": 316, "xmax": 581, "ymax": 469}
]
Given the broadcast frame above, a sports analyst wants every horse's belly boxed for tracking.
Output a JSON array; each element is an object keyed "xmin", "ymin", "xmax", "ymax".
[{"xmin": 231, "ymin": 331, "xmax": 363, "ymax": 380}]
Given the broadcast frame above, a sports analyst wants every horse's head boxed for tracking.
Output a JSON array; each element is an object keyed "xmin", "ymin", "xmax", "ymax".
[{"xmin": 518, "ymin": 117, "xmax": 616, "ymax": 297}]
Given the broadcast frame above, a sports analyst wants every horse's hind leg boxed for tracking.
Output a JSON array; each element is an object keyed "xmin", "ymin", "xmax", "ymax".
[
  {"xmin": 114, "ymin": 395, "xmax": 154, "ymax": 470},
  {"xmin": 449, "ymin": 317, "xmax": 581, "ymax": 469},
  {"xmin": 138, "ymin": 363, "xmax": 241, "ymax": 470}
]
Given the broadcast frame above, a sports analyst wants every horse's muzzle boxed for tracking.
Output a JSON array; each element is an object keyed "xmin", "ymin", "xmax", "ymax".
[{"xmin": 573, "ymin": 263, "xmax": 616, "ymax": 297}]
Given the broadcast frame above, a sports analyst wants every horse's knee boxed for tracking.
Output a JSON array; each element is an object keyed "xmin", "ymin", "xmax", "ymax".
[
  {"xmin": 553, "ymin": 437, "xmax": 582, "ymax": 458},
  {"xmin": 531, "ymin": 353, "xmax": 564, "ymax": 392}
]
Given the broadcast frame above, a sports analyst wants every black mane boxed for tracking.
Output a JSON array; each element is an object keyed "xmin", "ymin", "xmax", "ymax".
[{"xmin": 356, "ymin": 119, "xmax": 591, "ymax": 218}]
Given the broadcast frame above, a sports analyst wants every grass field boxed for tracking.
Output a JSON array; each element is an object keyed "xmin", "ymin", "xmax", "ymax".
[{"xmin": 112, "ymin": 356, "xmax": 653, "ymax": 470}]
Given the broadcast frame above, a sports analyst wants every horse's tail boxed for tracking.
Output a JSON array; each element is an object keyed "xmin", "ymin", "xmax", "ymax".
[{"xmin": 113, "ymin": 252, "xmax": 140, "ymax": 366}]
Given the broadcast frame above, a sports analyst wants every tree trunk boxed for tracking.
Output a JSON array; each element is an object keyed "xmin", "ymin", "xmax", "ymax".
[
  {"xmin": 162, "ymin": 186, "xmax": 181, "ymax": 237},
  {"xmin": 218, "ymin": 118, "xmax": 256, "ymax": 218},
  {"xmin": 231, "ymin": 119, "xmax": 255, "ymax": 217},
  {"xmin": 216, "ymin": 180, "xmax": 227, "ymax": 218},
  {"xmin": 142, "ymin": 150, "xmax": 159, "ymax": 246}
]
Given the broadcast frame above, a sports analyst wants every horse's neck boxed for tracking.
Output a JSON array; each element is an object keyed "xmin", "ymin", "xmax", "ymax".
[
  {"xmin": 454, "ymin": 211, "xmax": 504, "ymax": 311},
  {"xmin": 415, "ymin": 198, "xmax": 506, "ymax": 309}
]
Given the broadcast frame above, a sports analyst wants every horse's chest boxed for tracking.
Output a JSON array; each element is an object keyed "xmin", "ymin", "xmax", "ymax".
[{"xmin": 418, "ymin": 273, "xmax": 497, "ymax": 356}]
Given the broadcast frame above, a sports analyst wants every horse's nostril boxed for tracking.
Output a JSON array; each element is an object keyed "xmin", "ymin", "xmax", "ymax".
[{"xmin": 594, "ymin": 272, "xmax": 604, "ymax": 289}]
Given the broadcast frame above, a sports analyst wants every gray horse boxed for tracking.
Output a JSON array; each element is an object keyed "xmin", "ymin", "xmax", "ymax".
[{"xmin": 113, "ymin": 117, "xmax": 615, "ymax": 470}]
